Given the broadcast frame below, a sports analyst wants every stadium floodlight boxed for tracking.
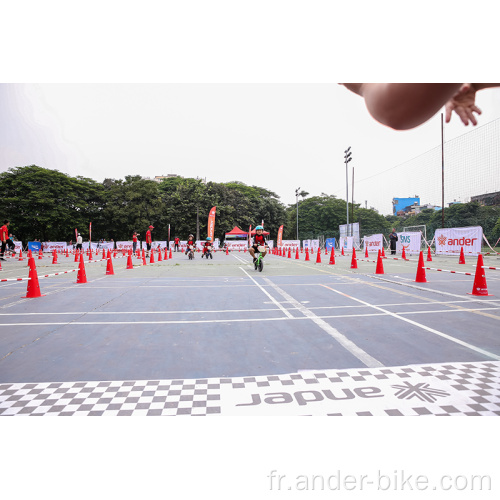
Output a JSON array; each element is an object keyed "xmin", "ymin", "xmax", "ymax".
[
  {"xmin": 344, "ymin": 148, "xmax": 352, "ymax": 236},
  {"xmin": 295, "ymin": 187, "xmax": 301, "ymax": 240}
]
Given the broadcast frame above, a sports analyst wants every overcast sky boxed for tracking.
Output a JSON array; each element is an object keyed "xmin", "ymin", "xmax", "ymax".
[
  {"xmin": 2, "ymin": 83, "xmax": 499, "ymax": 215},
  {"xmin": 2, "ymin": 2, "xmax": 499, "ymax": 215}
]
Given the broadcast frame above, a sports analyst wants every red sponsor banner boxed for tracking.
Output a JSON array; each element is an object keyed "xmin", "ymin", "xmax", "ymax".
[
  {"xmin": 277, "ymin": 225, "xmax": 283, "ymax": 247},
  {"xmin": 207, "ymin": 206, "xmax": 216, "ymax": 241}
]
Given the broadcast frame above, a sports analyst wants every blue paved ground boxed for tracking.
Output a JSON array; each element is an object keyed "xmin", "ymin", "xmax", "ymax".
[{"xmin": 1, "ymin": 249, "xmax": 499, "ymax": 415}]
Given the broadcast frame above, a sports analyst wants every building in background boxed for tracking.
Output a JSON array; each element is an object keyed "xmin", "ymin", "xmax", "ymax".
[
  {"xmin": 392, "ymin": 196, "xmax": 420, "ymax": 216},
  {"xmin": 471, "ymin": 191, "xmax": 500, "ymax": 206}
]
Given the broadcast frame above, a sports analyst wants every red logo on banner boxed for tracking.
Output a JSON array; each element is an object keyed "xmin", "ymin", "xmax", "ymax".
[{"xmin": 437, "ymin": 235, "xmax": 447, "ymax": 246}]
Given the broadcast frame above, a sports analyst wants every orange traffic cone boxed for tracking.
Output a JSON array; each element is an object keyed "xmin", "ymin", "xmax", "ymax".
[
  {"xmin": 381, "ymin": 246, "xmax": 386, "ymax": 258},
  {"xmin": 0, "ymin": 257, "xmax": 2, "ymax": 271},
  {"xmin": 459, "ymin": 246, "xmax": 466, "ymax": 264},
  {"xmin": 165, "ymin": 248, "xmax": 169, "ymax": 260},
  {"xmin": 329, "ymin": 248, "xmax": 335, "ymax": 265},
  {"xmin": 89, "ymin": 249, "xmax": 93, "ymax": 261},
  {"xmin": 305, "ymin": 248, "xmax": 310, "ymax": 261},
  {"xmin": 102, "ymin": 249, "xmax": 106, "ymax": 259},
  {"xmin": 288, "ymin": 248, "xmax": 292, "ymax": 258},
  {"xmin": 38, "ymin": 249, "xmax": 43, "ymax": 259},
  {"xmin": 351, "ymin": 248, "xmax": 358, "ymax": 269},
  {"xmin": 52, "ymin": 250, "xmax": 58, "ymax": 264},
  {"xmin": 18, "ymin": 249, "xmax": 24, "ymax": 261},
  {"xmin": 150, "ymin": 250, "xmax": 155, "ymax": 263},
  {"xmin": 126, "ymin": 250, "xmax": 134, "ymax": 269},
  {"xmin": 158, "ymin": 248, "xmax": 162, "ymax": 261},
  {"xmin": 169, "ymin": 248, "xmax": 172, "ymax": 259},
  {"xmin": 365, "ymin": 246, "xmax": 369, "ymax": 258},
  {"xmin": 341, "ymin": 246, "xmax": 345, "ymax": 256},
  {"xmin": 23, "ymin": 257, "xmax": 44, "ymax": 298},
  {"xmin": 468, "ymin": 254, "xmax": 492, "ymax": 296},
  {"xmin": 76, "ymin": 254, "xmax": 87, "ymax": 284},
  {"xmin": 295, "ymin": 248, "xmax": 299, "ymax": 259},
  {"xmin": 226, "ymin": 247, "xmax": 229, "ymax": 255},
  {"xmin": 74, "ymin": 250, "xmax": 79, "ymax": 262},
  {"xmin": 142, "ymin": 252, "xmax": 147, "ymax": 265},
  {"xmin": 427, "ymin": 246, "xmax": 433, "ymax": 262},
  {"xmin": 106, "ymin": 251, "xmax": 114, "ymax": 275},
  {"xmin": 66, "ymin": 248, "xmax": 69, "ymax": 257},
  {"xmin": 402, "ymin": 246, "xmax": 407, "ymax": 260},
  {"xmin": 415, "ymin": 251, "xmax": 427, "ymax": 283},
  {"xmin": 316, "ymin": 248, "xmax": 321, "ymax": 263},
  {"xmin": 325, "ymin": 247, "xmax": 328, "ymax": 255},
  {"xmin": 375, "ymin": 249, "xmax": 384, "ymax": 274}
]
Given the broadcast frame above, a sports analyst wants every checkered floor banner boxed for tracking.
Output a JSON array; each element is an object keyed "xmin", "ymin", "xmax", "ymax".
[{"xmin": 1, "ymin": 361, "xmax": 499, "ymax": 416}]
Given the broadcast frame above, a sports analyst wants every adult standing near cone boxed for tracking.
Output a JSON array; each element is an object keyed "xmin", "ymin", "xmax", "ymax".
[
  {"xmin": 76, "ymin": 232, "xmax": 83, "ymax": 252},
  {"xmin": 389, "ymin": 228, "xmax": 398, "ymax": 255},
  {"xmin": 0, "ymin": 220, "xmax": 9, "ymax": 261},
  {"xmin": 132, "ymin": 231, "xmax": 139, "ymax": 254},
  {"xmin": 145, "ymin": 225, "xmax": 154, "ymax": 257}
]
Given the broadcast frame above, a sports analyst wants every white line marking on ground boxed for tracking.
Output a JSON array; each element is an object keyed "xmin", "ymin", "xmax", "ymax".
[
  {"xmin": 321, "ymin": 285, "xmax": 500, "ymax": 361},
  {"xmin": 261, "ymin": 277, "xmax": 384, "ymax": 368},
  {"xmin": 232, "ymin": 254, "xmax": 250, "ymax": 265},
  {"xmin": 0, "ymin": 308, "xmax": 281, "ymax": 316},
  {"xmin": 239, "ymin": 268, "xmax": 294, "ymax": 319}
]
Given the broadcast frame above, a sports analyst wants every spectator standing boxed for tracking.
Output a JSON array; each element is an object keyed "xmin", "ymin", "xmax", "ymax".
[
  {"xmin": 0, "ymin": 220, "xmax": 10, "ymax": 260},
  {"xmin": 76, "ymin": 233, "xmax": 83, "ymax": 252},
  {"xmin": 389, "ymin": 229, "xmax": 398, "ymax": 255},
  {"xmin": 132, "ymin": 231, "xmax": 139, "ymax": 254},
  {"xmin": 146, "ymin": 225, "xmax": 154, "ymax": 257}
]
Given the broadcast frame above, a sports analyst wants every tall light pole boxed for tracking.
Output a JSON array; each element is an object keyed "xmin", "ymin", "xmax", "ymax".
[
  {"xmin": 295, "ymin": 187, "xmax": 300, "ymax": 240},
  {"xmin": 344, "ymin": 147, "xmax": 352, "ymax": 236}
]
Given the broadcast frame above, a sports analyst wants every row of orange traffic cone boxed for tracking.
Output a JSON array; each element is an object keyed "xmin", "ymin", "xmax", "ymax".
[{"xmin": 270, "ymin": 244, "xmax": 490, "ymax": 297}]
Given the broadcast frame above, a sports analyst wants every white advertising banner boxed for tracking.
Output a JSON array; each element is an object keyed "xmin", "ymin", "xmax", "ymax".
[
  {"xmin": 75, "ymin": 242, "xmax": 97, "ymax": 251},
  {"xmin": 225, "ymin": 241, "xmax": 248, "ymax": 252},
  {"xmin": 42, "ymin": 241, "xmax": 68, "ymax": 252},
  {"xmin": 339, "ymin": 223, "xmax": 360, "ymax": 246},
  {"xmin": 281, "ymin": 240, "xmax": 300, "ymax": 251},
  {"xmin": 195, "ymin": 240, "xmax": 220, "ymax": 251},
  {"xmin": 302, "ymin": 239, "xmax": 319, "ymax": 252},
  {"xmin": 339, "ymin": 236, "xmax": 354, "ymax": 252},
  {"xmin": 13, "ymin": 241, "xmax": 23, "ymax": 252},
  {"xmin": 363, "ymin": 234, "xmax": 383, "ymax": 254},
  {"xmin": 150, "ymin": 241, "xmax": 167, "ymax": 250},
  {"xmin": 396, "ymin": 232, "xmax": 422, "ymax": 255},
  {"xmin": 434, "ymin": 226, "xmax": 483, "ymax": 256},
  {"xmin": 116, "ymin": 241, "xmax": 134, "ymax": 251},
  {"xmin": 96, "ymin": 242, "xmax": 115, "ymax": 251}
]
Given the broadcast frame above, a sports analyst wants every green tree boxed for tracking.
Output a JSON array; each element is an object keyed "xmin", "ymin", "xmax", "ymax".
[
  {"xmin": 285, "ymin": 194, "xmax": 346, "ymax": 240},
  {"xmin": 0, "ymin": 165, "xmax": 104, "ymax": 242},
  {"xmin": 100, "ymin": 175, "xmax": 165, "ymax": 242},
  {"xmin": 355, "ymin": 208, "xmax": 391, "ymax": 236}
]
